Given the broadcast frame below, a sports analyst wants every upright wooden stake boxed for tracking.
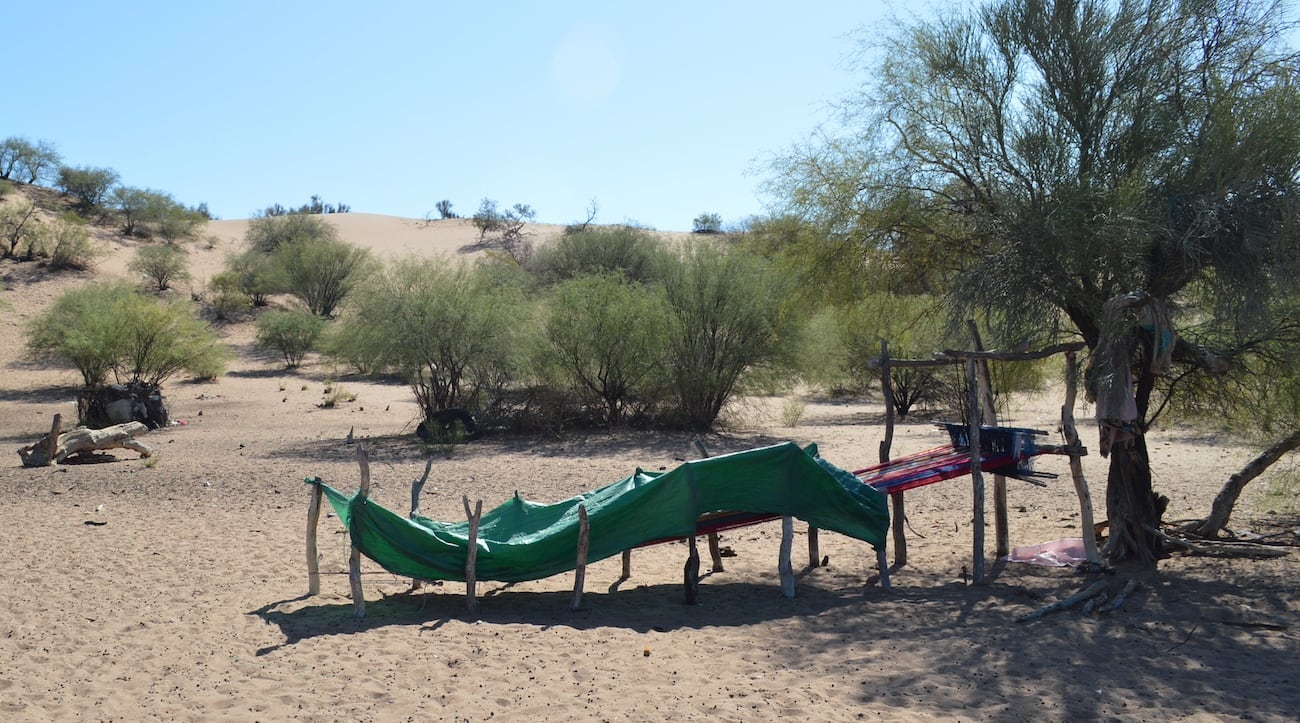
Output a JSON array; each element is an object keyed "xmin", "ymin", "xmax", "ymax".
[
  {"xmin": 409, "ymin": 455, "xmax": 434, "ymax": 518},
  {"xmin": 684, "ymin": 535, "xmax": 700, "ymax": 605},
  {"xmin": 306, "ymin": 481, "xmax": 323, "ymax": 596},
  {"xmin": 968, "ymin": 321, "xmax": 1010, "ymax": 558},
  {"xmin": 876, "ymin": 547, "xmax": 891, "ymax": 589},
  {"xmin": 349, "ymin": 444, "xmax": 372, "ymax": 618},
  {"xmin": 1063, "ymin": 351, "xmax": 1101, "ymax": 564},
  {"xmin": 463, "ymin": 496, "xmax": 482, "ymax": 613},
  {"xmin": 880, "ymin": 340, "xmax": 906, "ymax": 567},
  {"xmin": 693, "ymin": 439, "xmax": 726, "ymax": 573},
  {"xmin": 44, "ymin": 414, "xmax": 62, "ymax": 465},
  {"xmin": 967, "ymin": 358, "xmax": 987, "ymax": 585},
  {"xmin": 807, "ymin": 527, "xmax": 820, "ymax": 569},
  {"xmin": 779, "ymin": 516, "xmax": 796, "ymax": 598},
  {"xmin": 571, "ymin": 505, "xmax": 589, "ymax": 611},
  {"xmin": 621, "ymin": 549, "xmax": 632, "ymax": 579}
]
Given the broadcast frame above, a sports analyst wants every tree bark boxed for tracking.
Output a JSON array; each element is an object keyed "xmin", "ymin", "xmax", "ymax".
[
  {"xmin": 1190, "ymin": 428, "xmax": 1300, "ymax": 539},
  {"xmin": 18, "ymin": 421, "xmax": 153, "ymax": 467},
  {"xmin": 1103, "ymin": 435, "xmax": 1167, "ymax": 567}
]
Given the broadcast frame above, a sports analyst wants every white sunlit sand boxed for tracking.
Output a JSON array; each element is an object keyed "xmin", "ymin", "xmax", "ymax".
[{"xmin": 0, "ymin": 200, "xmax": 1296, "ymax": 721}]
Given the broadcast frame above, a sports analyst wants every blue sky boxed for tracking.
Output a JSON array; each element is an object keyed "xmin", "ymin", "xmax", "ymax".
[{"xmin": 4, "ymin": 1, "xmax": 903, "ymax": 231}]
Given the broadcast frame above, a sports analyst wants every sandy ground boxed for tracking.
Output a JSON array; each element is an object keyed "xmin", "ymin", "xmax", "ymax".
[{"xmin": 0, "ymin": 197, "xmax": 1297, "ymax": 721}]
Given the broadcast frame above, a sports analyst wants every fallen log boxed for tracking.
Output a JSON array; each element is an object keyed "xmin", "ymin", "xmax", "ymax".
[{"xmin": 18, "ymin": 420, "xmax": 153, "ymax": 467}]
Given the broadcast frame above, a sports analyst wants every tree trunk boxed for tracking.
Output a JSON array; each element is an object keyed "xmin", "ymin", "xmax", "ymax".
[
  {"xmin": 1103, "ymin": 434, "xmax": 1168, "ymax": 567},
  {"xmin": 1190, "ymin": 428, "xmax": 1300, "ymax": 539}
]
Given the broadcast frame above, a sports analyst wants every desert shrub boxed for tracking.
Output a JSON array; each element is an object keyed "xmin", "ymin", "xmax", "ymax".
[
  {"xmin": 780, "ymin": 396, "xmax": 807, "ymax": 427},
  {"xmin": 834, "ymin": 292, "xmax": 950, "ymax": 416},
  {"xmin": 208, "ymin": 271, "xmax": 253, "ymax": 320},
  {"xmin": 225, "ymin": 248, "xmax": 284, "ymax": 305},
  {"xmin": 129, "ymin": 244, "xmax": 190, "ymax": 291},
  {"xmin": 529, "ymin": 226, "xmax": 666, "ymax": 285},
  {"xmin": 329, "ymin": 257, "xmax": 524, "ymax": 419},
  {"xmin": 659, "ymin": 242, "xmax": 802, "ymax": 430},
  {"xmin": 0, "ymin": 198, "xmax": 40, "ymax": 259},
  {"xmin": 44, "ymin": 214, "xmax": 101, "ymax": 270},
  {"xmin": 256, "ymin": 309, "xmax": 326, "ymax": 368},
  {"xmin": 692, "ymin": 212, "xmax": 723, "ymax": 234},
  {"xmin": 26, "ymin": 280, "xmax": 227, "ymax": 386},
  {"xmin": 245, "ymin": 212, "xmax": 336, "ymax": 253},
  {"xmin": 541, "ymin": 274, "xmax": 671, "ymax": 425},
  {"xmin": 0, "ymin": 137, "xmax": 61, "ymax": 184},
  {"xmin": 274, "ymin": 236, "xmax": 373, "ymax": 318},
  {"xmin": 56, "ymin": 165, "xmax": 119, "ymax": 211}
]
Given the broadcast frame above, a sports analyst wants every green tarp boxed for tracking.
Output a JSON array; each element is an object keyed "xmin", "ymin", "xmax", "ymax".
[{"xmin": 312, "ymin": 441, "xmax": 888, "ymax": 584}]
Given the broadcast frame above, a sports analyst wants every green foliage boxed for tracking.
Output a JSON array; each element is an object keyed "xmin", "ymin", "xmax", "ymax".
[
  {"xmin": 244, "ymin": 213, "xmax": 337, "ymax": 254},
  {"xmin": 692, "ymin": 212, "xmax": 723, "ymax": 234},
  {"xmin": 541, "ymin": 274, "xmax": 671, "ymax": 425},
  {"xmin": 256, "ymin": 309, "xmax": 326, "ymax": 368},
  {"xmin": 225, "ymin": 249, "xmax": 284, "ymax": 306},
  {"xmin": 529, "ymin": 226, "xmax": 667, "ymax": 285},
  {"xmin": 0, "ymin": 137, "xmax": 61, "ymax": 184},
  {"xmin": 128, "ymin": 244, "xmax": 190, "ymax": 291},
  {"xmin": 328, "ymin": 257, "xmax": 524, "ymax": 416},
  {"xmin": 56, "ymin": 165, "xmax": 119, "ymax": 211},
  {"xmin": 435, "ymin": 200, "xmax": 456, "ymax": 219},
  {"xmin": 260, "ymin": 195, "xmax": 350, "ymax": 216},
  {"xmin": 472, "ymin": 198, "xmax": 504, "ymax": 239},
  {"xmin": 0, "ymin": 198, "xmax": 40, "ymax": 259},
  {"xmin": 659, "ymin": 242, "xmax": 802, "ymax": 430},
  {"xmin": 26, "ymin": 281, "xmax": 227, "ymax": 386},
  {"xmin": 208, "ymin": 271, "xmax": 253, "ymax": 320},
  {"xmin": 274, "ymin": 236, "xmax": 373, "ymax": 318},
  {"xmin": 43, "ymin": 214, "xmax": 101, "ymax": 270}
]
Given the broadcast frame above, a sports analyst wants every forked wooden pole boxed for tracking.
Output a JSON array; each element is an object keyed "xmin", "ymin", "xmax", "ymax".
[{"xmin": 1063, "ymin": 351, "xmax": 1101, "ymax": 564}]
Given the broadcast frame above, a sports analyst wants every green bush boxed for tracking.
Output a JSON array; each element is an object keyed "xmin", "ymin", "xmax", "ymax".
[
  {"xmin": 0, "ymin": 198, "xmax": 39, "ymax": 259},
  {"xmin": 208, "ymin": 271, "xmax": 253, "ymax": 320},
  {"xmin": 56, "ymin": 165, "xmax": 119, "ymax": 211},
  {"xmin": 245, "ymin": 212, "xmax": 336, "ymax": 254},
  {"xmin": 660, "ymin": 242, "xmax": 802, "ymax": 430},
  {"xmin": 129, "ymin": 244, "xmax": 190, "ymax": 291},
  {"xmin": 274, "ymin": 236, "xmax": 373, "ymax": 318},
  {"xmin": 529, "ymin": 226, "xmax": 666, "ymax": 284},
  {"xmin": 329, "ymin": 256, "xmax": 524, "ymax": 417},
  {"xmin": 256, "ymin": 309, "xmax": 326, "ymax": 368},
  {"xmin": 542, "ymin": 274, "xmax": 670, "ymax": 425},
  {"xmin": 225, "ymin": 249, "xmax": 284, "ymax": 306},
  {"xmin": 44, "ymin": 214, "xmax": 101, "ymax": 270},
  {"xmin": 26, "ymin": 280, "xmax": 227, "ymax": 386}
]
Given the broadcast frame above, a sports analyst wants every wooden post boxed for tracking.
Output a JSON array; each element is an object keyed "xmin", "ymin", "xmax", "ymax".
[
  {"xmin": 44, "ymin": 414, "xmax": 62, "ymax": 465},
  {"xmin": 1063, "ymin": 351, "xmax": 1101, "ymax": 564},
  {"xmin": 693, "ymin": 439, "xmax": 726, "ymax": 573},
  {"xmin": 967, "ymin": 358, "xmax": 987, "ymax": 585},
  {"xmin": 876, "ymin": 547, "xmax": 891, "ymax": 589},
  {"xmin": 571, "ymin": 505, "xmax": 589, "ymax": 611},
  {"xmin": 684, "ymin": 535, "xmax": 700, "ymax": 605},
  {"xmin": 968, "ymin": 321, "xmax": 1010, "ymax": 558},
  {"xmin": 621, "ymin": 549, "xmax": 632, "ymax": 579},
  {"xmin": 410, "ymin": 455, "xmax": 434, "ymax": 518},
  {"xmin": 306, "ymin": 481, "xmax": 323, "ymax": 596},
  {"xmin": 880, "ymin": 340, "xmax": 906, "ymax": 567},
  {"xmin": 464, "ymin": 495, "xmax": 482, "ymax": 613},
  {"xmin": 779, "ymin": 516, "xmax": 796, "ymax": 598},
  {"xmin": 807, "ymin": 527, "xmax": 820, "ymax": 569},
  {"xmin": 349, "ymin": 444, "xmax": 372, "ymax": 619}
]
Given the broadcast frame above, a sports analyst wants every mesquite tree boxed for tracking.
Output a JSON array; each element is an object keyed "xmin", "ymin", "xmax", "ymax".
[{"xmin": 772, "ymin": 0, "xmax": 1300, "ymax": 565}]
